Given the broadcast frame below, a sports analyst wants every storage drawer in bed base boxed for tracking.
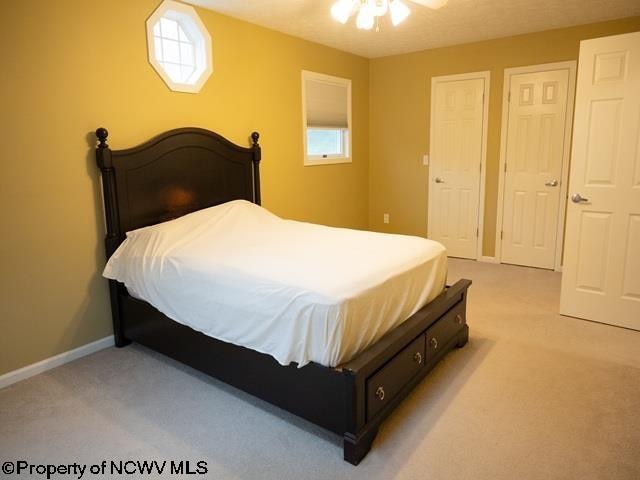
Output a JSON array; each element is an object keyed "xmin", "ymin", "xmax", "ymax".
[
  {"xmin": 365, "ymin": 334, "xmax": 425, "ymax": 420},
  {"xmin": 364, "ymin": 298, "xmax": 467, "ymax": 422}
]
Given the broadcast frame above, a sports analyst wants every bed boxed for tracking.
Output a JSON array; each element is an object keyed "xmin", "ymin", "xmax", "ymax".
[{"xmin": 95, "ymin": 126, "xmax": 471, "ymax": 465}]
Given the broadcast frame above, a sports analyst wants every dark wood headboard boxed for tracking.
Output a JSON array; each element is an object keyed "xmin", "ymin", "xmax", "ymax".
[{"xmin": 95, "ymin": 127, "xmax": 261, "ymax": 258}]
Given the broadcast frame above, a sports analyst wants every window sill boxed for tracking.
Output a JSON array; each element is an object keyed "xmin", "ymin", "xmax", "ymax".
[{"xmin": 304, "ymin": 156, "xmax": 351, "ymax": 166}]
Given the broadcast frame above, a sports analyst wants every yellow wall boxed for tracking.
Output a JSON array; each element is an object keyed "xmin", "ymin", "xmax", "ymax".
[
  {"xmin": 2, "ymin": 2, "xmax": 639, "ymax": 377},
  {"xmin": 0, "ymin": 0, "xmax": 369, "ymax": 375},
  {"xmin": 369, "ymin": 17, "xmax": 640, "ymax": 256}
]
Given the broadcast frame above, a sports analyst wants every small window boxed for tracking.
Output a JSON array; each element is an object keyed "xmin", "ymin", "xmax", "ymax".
[
  {"xmin": 302, "ymin": 71, "xmax": 352, "ymax": 165},
  {"xmin": 306, "ymin": 128, "xmax": 349, "ymax": 157},
  {"xmin": 146, "ymin": 1, "xmax": 212, "ymax": 93}
]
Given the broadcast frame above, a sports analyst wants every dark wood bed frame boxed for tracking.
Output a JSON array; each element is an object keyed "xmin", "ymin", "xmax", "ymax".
[{"xmin": 95, "ymin": 126, "xmax": 471, "ymax": 465}]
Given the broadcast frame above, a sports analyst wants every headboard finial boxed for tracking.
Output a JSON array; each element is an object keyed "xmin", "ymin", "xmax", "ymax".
[
  {"xmin": 96, "ymin": 128, "xmax": 109, "ymax": 148},
  {"xmin": 251, "ymin": 131, "xmax": 260, "ymax": 146}
]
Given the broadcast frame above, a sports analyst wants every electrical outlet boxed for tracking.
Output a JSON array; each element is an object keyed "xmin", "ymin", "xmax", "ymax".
[
  {"xmin": 423, "ymin": 154, "xmax": 429, "ymax": 166},
  {"xmin": 383, "ymin": 213, "xmax": 389, "ymax": 224}
]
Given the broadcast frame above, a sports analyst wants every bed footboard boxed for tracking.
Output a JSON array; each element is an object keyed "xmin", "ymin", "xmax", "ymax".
[{"xmin": 340, "ymin": 278, "xmax": 471, "ymax": 464}]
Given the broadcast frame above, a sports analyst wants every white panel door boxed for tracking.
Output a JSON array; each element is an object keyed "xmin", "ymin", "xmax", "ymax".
[
  {"xmin": 501, "ymin": 69, "xmax": 571, "ymax": 269},
  {"xmin": 429, "ymin": 77, "xmax": 486, "ymax": 259},
  {"xmin": 560, "ymin": 31, "xmax": 640, "ymax": 330}
]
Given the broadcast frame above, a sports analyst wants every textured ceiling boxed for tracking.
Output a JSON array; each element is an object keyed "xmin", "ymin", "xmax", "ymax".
[{"xmin": 183, "ymin": 0, "xmax": 640, "ymax": 58}]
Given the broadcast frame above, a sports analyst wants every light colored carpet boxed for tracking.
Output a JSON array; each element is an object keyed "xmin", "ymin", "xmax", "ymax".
[{"xmin": 1, "ymin": 259, "xmax": 639, "ymax": 479}]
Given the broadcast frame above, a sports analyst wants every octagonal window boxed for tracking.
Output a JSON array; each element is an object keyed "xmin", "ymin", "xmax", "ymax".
[{"xmin": 146, "ymin": 1, "xmax": 212, "ymax": 93}]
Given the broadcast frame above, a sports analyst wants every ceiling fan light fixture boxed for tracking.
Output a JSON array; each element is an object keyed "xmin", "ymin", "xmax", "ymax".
[
  {"xmin": 367, "ymin": 0, "xmax": 389, "ymax": 17},
  {"xmin": 332, "ymin": 0, "xmax": 442, "ymax": 30},
  {"xmin": 356, "ymin": 4, "xmax": 375, "ymax": 30},
  {"xmin": 389, "ymin": 0, "xmax": 410, "ymax": 26},
  {"xmin": 331, "ymin": 0, "xmax": 355, "ymax": 24}
]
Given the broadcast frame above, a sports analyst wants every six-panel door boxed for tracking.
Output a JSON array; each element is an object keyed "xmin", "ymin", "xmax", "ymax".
[
  {"xmin": 429, "ymin": 77, "xmax": 486, "ymax": 259},
  {"xmin": 501, "ymin": 69, "xmax": 571, "ymax": 269},
  {"xmin": 560, "ymin": 31, "xmax": 640, "ymax": 330}
]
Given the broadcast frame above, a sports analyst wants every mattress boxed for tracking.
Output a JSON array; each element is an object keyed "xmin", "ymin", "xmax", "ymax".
[{"xmin": 103, "ymin": 200, "xmax": 448, "ymax": 367}]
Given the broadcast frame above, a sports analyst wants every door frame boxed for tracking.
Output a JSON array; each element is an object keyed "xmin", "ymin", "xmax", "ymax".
[
  {"xmin": 428, "ymin": 71, "xmax": 490, "ymax": 260},
  {"xmin": 495, "ymin": 61, "xmax": 577, "ymax": 272}
]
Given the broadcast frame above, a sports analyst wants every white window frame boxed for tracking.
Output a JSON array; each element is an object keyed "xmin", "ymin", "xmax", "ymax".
[
  {"xmin": 306, "ymin": 126, "xmax": 350, "ymax": 158},
  {"xmin": 146, "ymin": 0, "xmax": 213, "ymax": 94},
  {"xmin": 301, "ymin": 70, "xmax": 352, "ymax": 166}
]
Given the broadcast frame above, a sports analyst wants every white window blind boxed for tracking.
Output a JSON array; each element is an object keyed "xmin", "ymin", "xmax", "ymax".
[
  {"xmin": 305, "ymin": 79, "xmax": 349, "ymax": 128},
  {"xmin": 302, "ymin": 71, "xmax": 352, "ymax": 166}
]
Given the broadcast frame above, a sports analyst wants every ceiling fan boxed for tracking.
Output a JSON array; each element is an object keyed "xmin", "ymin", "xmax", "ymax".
[{"xmin": 331, "ymin": 0, "xmax": 448, "ymax": 30}]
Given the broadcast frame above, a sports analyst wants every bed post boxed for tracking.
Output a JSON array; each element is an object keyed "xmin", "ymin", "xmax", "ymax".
[
  {"xmin": 95, "ymin": 128, "xmax": 121, "ymax": 256},
  {"xmin": 95, "ymin": 128, "xmax": 130, "ymax": 348},
  {"xmin": 251, "ymin": 131, "xmax": 261, "ymax": 205}
]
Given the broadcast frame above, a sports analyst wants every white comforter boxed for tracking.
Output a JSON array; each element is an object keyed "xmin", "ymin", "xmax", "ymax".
[{"xmin": 103, "ymin": 200, "xmax": 447, "ymax": 367}]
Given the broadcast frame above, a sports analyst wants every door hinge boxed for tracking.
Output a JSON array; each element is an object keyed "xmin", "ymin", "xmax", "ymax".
[
  {"xmin": 483, "ymin": 92, "xmax": 485, "ymax": 103},
  {"xmin": 508, "ymin": 91, "xmax": 511, "ymax": 102},
  {"xmin": 501, "ymin": 230, "xmax": 504, "ymax": 240},
  {"xmin": 476, "ymin": 227, "xmax": 479, "ymax": 237},
  {"xmin": 504, "ymin": 163, "xmax": 507, "ymax": 173},
  {"xmin": 479, "ymin": 163, "xmax": 482, "ymax": 172}
]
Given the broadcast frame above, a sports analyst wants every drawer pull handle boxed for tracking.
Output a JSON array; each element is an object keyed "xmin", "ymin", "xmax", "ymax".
[
  {"xmin": 430, "ymin": 337, "xmax": 438, "ymax": 349},
  {"xmin": 375, "ymin": 386, "xmax": 385, "ymax": 401},
  {"xmin": 413, "ymin": 352, "xmax": 422, "ymax": 364},
  {"xmin": 455, "ymin": 314, "xmax": 463, "ymax": 325}
]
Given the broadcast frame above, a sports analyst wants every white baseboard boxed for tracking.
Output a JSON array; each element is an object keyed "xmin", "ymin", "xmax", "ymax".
[
  {"xmin": 0, "ymin": 336, "xmax": 114, "ymax": 390},
  {"xmin": 478, "ymin": 256, "xmax": 499, "ymax": 264}
]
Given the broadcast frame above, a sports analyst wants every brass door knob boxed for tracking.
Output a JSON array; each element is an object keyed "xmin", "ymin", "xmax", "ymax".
[{"xmin": 375, "ymin": 386, "xmax": 385, "ymax": 401}]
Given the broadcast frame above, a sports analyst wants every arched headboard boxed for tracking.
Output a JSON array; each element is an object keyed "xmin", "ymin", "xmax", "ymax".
[{"xmin": 95, "ymin": 127, "xmax": 261, "ymax": 258}]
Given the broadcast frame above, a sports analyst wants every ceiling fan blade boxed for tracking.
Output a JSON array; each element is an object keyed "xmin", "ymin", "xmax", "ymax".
[{"xmin": 408, "ymin": 0, "xmax": 449, "ymax": 9}]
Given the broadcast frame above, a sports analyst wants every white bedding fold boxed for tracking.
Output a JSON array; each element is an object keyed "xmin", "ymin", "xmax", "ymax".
[{"xmin": 103, "ymin": 200, "xmax": 447, "ymax": 367}]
